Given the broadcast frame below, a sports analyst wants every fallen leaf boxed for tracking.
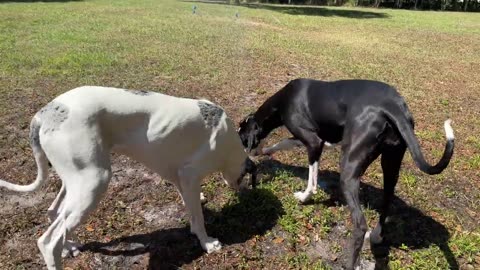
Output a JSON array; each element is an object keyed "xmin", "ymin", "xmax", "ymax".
[{"xmin": 273, "ymin": 237, "xmax": 284, "ymax": 244}]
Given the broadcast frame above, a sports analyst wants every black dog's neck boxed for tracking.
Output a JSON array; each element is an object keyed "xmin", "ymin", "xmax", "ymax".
[{"xmin": 254, "ymin": 94, "xmax": 284, "ymax": 141}]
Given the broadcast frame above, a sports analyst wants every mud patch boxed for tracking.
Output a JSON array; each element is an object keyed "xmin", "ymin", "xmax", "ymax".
[
  {"xmin": 0, "ymin": 192, "xmax": 56, "ymax": 215},
  {"xmin": 141, "ymin": 202, "xmax": 185, "ymax": 228}
]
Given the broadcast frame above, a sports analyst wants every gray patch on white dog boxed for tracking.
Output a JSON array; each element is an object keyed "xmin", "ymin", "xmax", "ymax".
[
  {"xmin": 198, "ymin": 101, "xmax": 223, "ymax": 128},
  {"xmin": 38, "ymin": 102, "xmax": 69, "ymax": 134},
  {"xmin": 29, "ymin": 118, "xmax": 41, "ymax": 147},
  {"xmin": 124, "ymin": 89, "xmax": 154, "ymax": 96}
]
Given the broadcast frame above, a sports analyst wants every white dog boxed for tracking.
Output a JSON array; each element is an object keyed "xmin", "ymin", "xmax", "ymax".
[{"xmin": 0, "ymin": 86, "xmax": 256, "ymax": 270}]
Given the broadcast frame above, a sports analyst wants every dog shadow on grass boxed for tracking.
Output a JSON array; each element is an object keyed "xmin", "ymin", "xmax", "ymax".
[
  {"xmin": 183, "ymin": 0, "xmax": 388, "ymax": 19},
  {"xmin": 82, "ymin": 188, "xmax": 284, "ymax": 270},
  {"xmin": 258, "ymin": 159, "xmax": 459, "ymax": 270}
]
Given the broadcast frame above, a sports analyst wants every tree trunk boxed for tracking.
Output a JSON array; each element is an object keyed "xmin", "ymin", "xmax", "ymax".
[
  {"xmin": 464, "ymin": 0, "xmax": 469, "ymax": 11},
  {"xmin": 395, "ymin": 0, "xmax": 401, "ymax": 8}
]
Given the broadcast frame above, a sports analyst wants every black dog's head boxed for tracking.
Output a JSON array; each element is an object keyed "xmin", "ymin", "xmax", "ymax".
[{"xmin": 238, "ymin": 113, "xmax": 262, "ymax": 154}]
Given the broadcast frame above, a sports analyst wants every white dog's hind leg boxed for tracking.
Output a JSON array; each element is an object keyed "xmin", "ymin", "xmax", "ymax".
[
  {"xmin": 47, "ymin": 183, "xmax": 66, "ymax": 223},
  {"xmin": 45, "ymin": 183, "xmax": 81, "ymax": 258},
  {"xmin": 178, "ymin": 167, "xmax": 221, "ymax": 253},
  {"xmin": 38, "ymin": 164, "xmax": 111, "ymax": 269},
  {"xmin": 37, "ymin": 213, "xmax": 64, "ymax": 270}
]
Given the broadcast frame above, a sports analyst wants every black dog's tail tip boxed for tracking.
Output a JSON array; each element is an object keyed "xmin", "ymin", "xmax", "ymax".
[{"xmin": 444, "ymin": 119, "xmax": 455, "ymax": 142}]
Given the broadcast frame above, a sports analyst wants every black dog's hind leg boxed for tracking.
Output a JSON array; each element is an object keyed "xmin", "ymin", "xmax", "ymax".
[
  {"xmin": 370, "ymin": 145, "xmax": 406, "ymax": 245},
  {"xmin": 340, "ymin": 119, "xmax": 383, "ymax": 270},
  {"xmin": 262, "ymin": 137, "xmax": 304, "ymax": 155}
]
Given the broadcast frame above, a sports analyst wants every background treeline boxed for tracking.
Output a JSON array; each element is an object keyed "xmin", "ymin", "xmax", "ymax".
[{"xmin": 231, "ymin": 0, "xmax": 480, "ymax": 11}]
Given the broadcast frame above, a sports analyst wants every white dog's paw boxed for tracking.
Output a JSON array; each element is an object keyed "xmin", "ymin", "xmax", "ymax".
[
  {"xmin": 62, "ymin": 240, "xmax": 81, "ymax": 258},
  {"xmin": 200, "ymin": 192, "xmax": 207, "ymax": 204},
  {"xmin": 294, "ymin": 191, "xmax": 311, "ymax": 204},
  {"xmin": 202, "ymin": 237, "xmax": 222, "ymax": 253}
]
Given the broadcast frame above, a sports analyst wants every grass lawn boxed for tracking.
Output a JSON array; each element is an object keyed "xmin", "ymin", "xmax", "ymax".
[{"xmin": 0, "ymin": 0, "xmax": 479, "ymax": 269}]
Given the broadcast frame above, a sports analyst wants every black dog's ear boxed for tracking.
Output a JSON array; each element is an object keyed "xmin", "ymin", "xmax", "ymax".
[
  {"xmin": 239, "ymin": 113, "xmax": 254, "ymax": 126},
  {"xmin": 246, "ymin": 116, "xmax": 260, "ymax": 152},
  {"xmin": 245, "ymin": 158, "xmax": 257, "ymax": 188},
  {"xmin": 238, "ymin": 113, "xmax": 253, "ymax": 132},
  {"xmin": 247, "ymin": 134, "xmax": 255, "ymax": 152}
]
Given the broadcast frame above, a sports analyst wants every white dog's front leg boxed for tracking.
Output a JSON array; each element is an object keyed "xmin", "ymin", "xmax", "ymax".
[
  {"xmin": 179, "ymin": 169, "xmax": 221, "ymax": 253},
  {"xmin": 173, "ymin": 180, "xmax": 205, "ymax": 206},
  {"xmin": 294, "ymin": 161, "xmax": 318, "ymax": 203}
]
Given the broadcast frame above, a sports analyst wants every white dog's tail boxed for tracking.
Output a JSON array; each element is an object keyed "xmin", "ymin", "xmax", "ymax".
[{"xmin": 0, "ymin": 117, "xmax": 49, "ymax": 192}]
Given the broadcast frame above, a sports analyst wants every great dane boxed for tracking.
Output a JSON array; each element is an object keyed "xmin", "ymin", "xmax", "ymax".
[
  {"xmin": 0, "ymin": 86, "xmax": 256, "ymax": 270},
  {"xmin": 238, "ymin": 78, "xmax": 454, "ymax": 269}
]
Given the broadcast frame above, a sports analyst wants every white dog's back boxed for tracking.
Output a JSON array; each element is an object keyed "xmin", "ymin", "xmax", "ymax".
[{"xmin": 41, "ymin": 86, "xmax": 243, "ymax": 180}]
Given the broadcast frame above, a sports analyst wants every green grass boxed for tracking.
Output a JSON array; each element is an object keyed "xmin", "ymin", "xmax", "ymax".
[{"xmin": 1, "ymin": 0, "xmax": 479, "ymax": 269}]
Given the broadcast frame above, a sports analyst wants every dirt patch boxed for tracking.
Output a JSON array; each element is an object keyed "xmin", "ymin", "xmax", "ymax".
[{"xmin": 0, "ymin": 192, "xmax": 56, "ymax": 215}]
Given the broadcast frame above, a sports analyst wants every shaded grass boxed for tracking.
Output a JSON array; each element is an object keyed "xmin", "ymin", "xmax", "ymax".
[{"xmin": 0, "ymin": 0, "xmax": 479, "ymax": 269}]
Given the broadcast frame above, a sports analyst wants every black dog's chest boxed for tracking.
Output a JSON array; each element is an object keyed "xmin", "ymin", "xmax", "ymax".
[{"xmin": 315, "ymin": 123, "xmax": 344, "ymax": 143}]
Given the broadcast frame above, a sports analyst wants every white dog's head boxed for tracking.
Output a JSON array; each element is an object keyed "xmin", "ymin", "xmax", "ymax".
[{"xmin": 222, "ymin": 156, "xmax": 257, "ymax": 192}]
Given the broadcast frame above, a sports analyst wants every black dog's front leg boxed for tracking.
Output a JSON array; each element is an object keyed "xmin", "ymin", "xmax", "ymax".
[{"xmin": 288, "ymin": 128, "xmax": 325, "ymax": 203}]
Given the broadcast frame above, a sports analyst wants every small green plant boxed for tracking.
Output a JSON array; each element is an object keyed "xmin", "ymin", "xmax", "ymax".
[
  {"xmin": 468, "ymin": 155, "xmax": 480, "ymax": 169},
  {"xmin": 443, "ymin": 187, "xmax": 456, "ymax": 198},
  {"xmin": 331, "ymin": 242, "xmax": 342, "ymax": 253},
  {"xmin": 286, "ymin": 252, "xmax": 310, "ymax": 268},
  {"xmin": 440, "ymin": 98, "xmax": 449, "ymax": 106},
  {"xmin": 466, "ymin": 136, "xmax": 480, "ymax": 150},
  {"xmin": 450, "ymin": 232, "xmax": 480, "ymax": 264},
  {"xmin": 401, "ymin": 171, "xmax": 417, "ymax": 190},
  {"xmin": 278, "ymin": 196, "xmax": 302, "ymax": 235},
  {"xmin": 286, "ymin": 253, "xmax": 331, "ymax": 269},
  {"xmin": 410, "ymin": 245, "xmax": 449, "ymax": 269},
  {"xmin": 315, "ymin": 207, "xmax": 336, "ymax": 236}
]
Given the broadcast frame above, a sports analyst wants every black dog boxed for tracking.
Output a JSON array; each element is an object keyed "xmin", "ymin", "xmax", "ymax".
[{"xmin": 238, "ymin": 78, "xmax": 454, "ymax": 269}]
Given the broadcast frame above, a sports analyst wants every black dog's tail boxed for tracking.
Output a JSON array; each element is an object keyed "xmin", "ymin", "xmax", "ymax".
[{"xmin": 383, "ymin": 104, "xmax": 454, "ymax": 175}]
